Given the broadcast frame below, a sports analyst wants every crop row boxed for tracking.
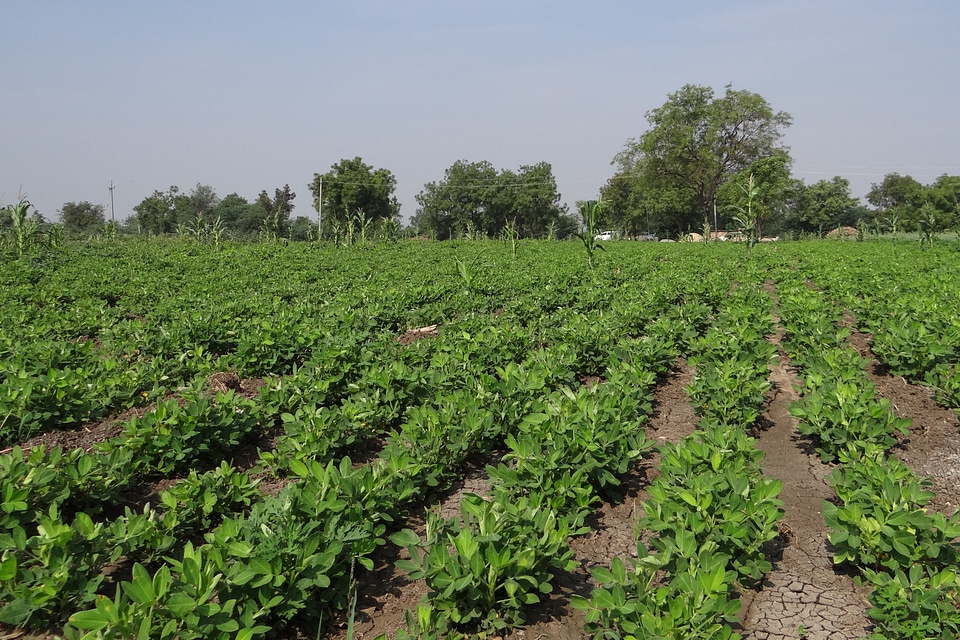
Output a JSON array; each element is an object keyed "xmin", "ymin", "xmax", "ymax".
[
  {"xmin": 573, "ymin": 282, "xmax": 784, "ymax": 639},
  {"xmin": 785, "ymin": 242, "xmax": 960, "ymax": 412},
  {"xmin": 3, "ymin": 242, "xmax": 749, "ymax": 637},
  {"xmin": 1, "ymin": 322, "xmax": 681, "ymax": 638},
  {"xmin": 5, "ymin": 240, "xmax": 960, "ymax": 638},
  {"xmin": 0, "ymin": 241, "xmax": 736, "ymax": 446},
  {"xmin": 777, "ymin": 274, "xmax": 960, "ymax": 640}
]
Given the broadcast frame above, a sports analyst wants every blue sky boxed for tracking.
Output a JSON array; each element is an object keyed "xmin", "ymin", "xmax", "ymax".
[{"xmin": 3, "ymin": 1, "xmax": 958, "ymax": 224}]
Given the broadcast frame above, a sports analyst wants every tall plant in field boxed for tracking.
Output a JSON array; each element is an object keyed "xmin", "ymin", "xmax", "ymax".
[
  {"xmin": 577, "ymin": 198, "xmax": 605, "ymax": 269},
  {"xmin": 5, "ymin": 197, "xmax": 41, "ymax": 257},
  {"xmin": 729, "ymin": 174, "xmax": 760, "ymax": 250},
  {"xmin": 500, "ymin": 218, "xmax": 520, "ymax": 257},
  {"xmin": 918, "ymin": 203, "xmax": 940, "ymax": 248},
  {"xmin": 354, "ymin": 208, "xmax": 374, "ymax": 243}
]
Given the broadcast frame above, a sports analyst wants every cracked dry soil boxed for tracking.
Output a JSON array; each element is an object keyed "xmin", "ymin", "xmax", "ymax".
[
  {"xmin": 336, "ymin": 288, "xmax": 960, "ymax": 640},
  {"xmin": 739, "ymin": 314, "xmax": 871, "ymax": 640},
  {"xmin": 337, "ymin": 320, "xmax": 922, "ymax": 640}
]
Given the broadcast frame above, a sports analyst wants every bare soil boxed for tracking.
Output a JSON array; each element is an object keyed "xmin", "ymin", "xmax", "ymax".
[{"xmin": 740, "ymin": 287, "xmax": 871, "ymax": 639}]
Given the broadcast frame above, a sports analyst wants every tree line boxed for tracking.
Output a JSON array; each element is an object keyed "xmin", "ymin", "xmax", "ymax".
[{"xmin": 28, "ymin": 83, "xmax": 960, "ymax": 240}]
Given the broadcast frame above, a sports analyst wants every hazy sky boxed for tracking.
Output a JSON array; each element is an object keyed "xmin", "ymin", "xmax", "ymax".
[{"xmin": 4, "ymin": 1, "xmax": 958, "ymax": 224}]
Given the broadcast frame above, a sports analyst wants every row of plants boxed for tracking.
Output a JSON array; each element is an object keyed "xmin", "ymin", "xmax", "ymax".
[
  {"xmin": 62, "ymin": 321, "xmax": 689, "ymax": 639},
  {"xmin": 776, "ymin": 274, "xmax": 960, "ymax": 640},
  {"xmin": 574, "ymin": 283, "xmax": 786, "ymax": 639},
  {"xmin": 1, "ymin": 247, "xmax": 733, "ymax": 637},
  {"xmin": 18, "ymin": 239, "xmax": 960, "ymax": 635},
  {"xmin": 0, "ymin": 240, "xmax": 729, "ymax": 446},
  {"xmin": 392, "ymin": 348, "xmax": 667, "ymax": 637},
  {"xmin": 785, "ymin": 242, "xmax": 960, "ymax": 412}
]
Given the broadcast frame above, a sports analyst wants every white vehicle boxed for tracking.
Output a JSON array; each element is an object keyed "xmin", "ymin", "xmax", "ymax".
[{"xmin": 594, "ymin": 231, "xmax": 616, "ymax": 241}]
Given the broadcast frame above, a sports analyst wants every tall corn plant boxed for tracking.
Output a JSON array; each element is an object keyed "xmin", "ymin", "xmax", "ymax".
[
  {"xmin": 5, "ymin": 197, "xmax": 41, "ymax": 258},
  {"xmin": 729, "ymin": 173, "xmax": 760, "ymax": 250},
  {"xmin": 577, "ymin": 198, "xmax": 605, "ymax": 269}
]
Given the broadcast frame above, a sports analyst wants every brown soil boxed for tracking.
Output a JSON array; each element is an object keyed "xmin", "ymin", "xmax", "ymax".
[
  {"xmin": 397, "ymin": 325, "xmax": 440, "ymax": 346},
  {"xmin": 847, "ymin": 330, "xmax": 960, "ymax": 515},
  {"xmin": 740, "ymin": 288, "xmax": 871, "ymax": 639},
  {"xmin": 14, "ymin": 406, "xmax": 140, "ymax": 454}
]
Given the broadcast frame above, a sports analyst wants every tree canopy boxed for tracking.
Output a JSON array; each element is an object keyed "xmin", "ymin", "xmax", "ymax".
[
  {"xmin": 309, "ymin": 157, "xmax": 400, "ymax": 234},
  {"xmin": 133, "ymin": 187, "xmax": 179, "ymax": 234},
  {"xmin": 715, "ymin": 152, "xmax": 794, "ymax": 237},
  {"xmin": 789, "ymin": 176, "xmax": 861, "ymax": 234},
  {"xmin": 413, "ymin": 160, "xmax": 567, "ymax": 239},
  {"xmin": 610, "ymin": 84, "xmax": 792, "ymax": 234},
  {"xmin": 59, "ymin": 201, "xmax": 106, "ymax": 235},
  {"xmin": 866, "ymin": 172, "xmax": 959, "ymax": 231}
]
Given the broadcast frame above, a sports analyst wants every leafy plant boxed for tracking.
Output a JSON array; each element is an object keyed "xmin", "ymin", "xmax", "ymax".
[
  {"xmin": 824, "ymin": 457, "xmax": 960, "ymax": 572},
  {"xmin": 789, "ymin": 379, "xmax": 910, "ymax": 462},
  {"xmin": 65, "ymin": 543, "xmax": 272, "ymax": 640},
  {"xmin": 728, "ymin": 173, "xmax": 761, "ymax": 249},
  {"xmin": 391, "ymin": 493, "xmax": 577, "ymax": 634},
  {"xmin": 4, "ymin": 197, "xmax": 43, "ymax": 258},
  {"xmin": 638, "ymin": 430, "xmax": 784, "ymax": 587},
  {"xmin": 862, "ymin": 564, "xmax": 960, "ymax": 640},
  {"xmin": 572, "ymin": 539, "xmax": 742, "ymax": 640},
  {"xmin": 0, "ymin": 510, "xmax": 111, "ymax": 628},
  {"xmin": 576, "ymin": 198, "xmax": 605, "ymax": 269},
  {"xmin": 99, "ymin": 387, "xmax": 263, "ymax": 474}
]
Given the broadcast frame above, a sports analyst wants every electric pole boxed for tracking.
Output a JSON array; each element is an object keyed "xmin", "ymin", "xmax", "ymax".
[
  {"xmin": 315, "ymin": 176, "xmax": 323, "ymax": 238},
  {"xmin": 109, "ymin": 181, "xmax": 116, "ymax": 223}
]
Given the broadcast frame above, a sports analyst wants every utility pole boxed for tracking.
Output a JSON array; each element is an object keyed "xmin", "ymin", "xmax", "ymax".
[
  {"xmin": 315, "ymin": 176, "xmax": 323, "ymax": 238},
  {"xmin": 713, "ymin": 201, "xmax": 718, "ymax": 240},
  {"xmin": 109, "ymin": 181, "xmax": 116, "ymax": 223}
]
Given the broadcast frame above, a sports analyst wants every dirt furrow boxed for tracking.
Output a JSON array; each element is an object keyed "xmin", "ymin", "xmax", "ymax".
[
  {"xmin": 509, "ymin": 360, "xmax": 701, "ymax": 640},
  {"xmin": 740, "ymin": 287, "xmax": 870, "ymax": 640},
  {"xmin": 847, "ymin": 329, "xmax": 960, "ymax": 515}
]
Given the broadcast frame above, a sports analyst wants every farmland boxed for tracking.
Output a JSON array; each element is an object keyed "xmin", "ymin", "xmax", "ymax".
[{"xmin": 1, "ymin": 238, "xmax": 959, "ymax": 639}]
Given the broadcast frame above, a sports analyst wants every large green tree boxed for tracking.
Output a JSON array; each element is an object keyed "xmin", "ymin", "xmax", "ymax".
[
  {"xmin": 413, "ymin": 160, "xmax": 567, "ymax": 239},
  {"xmin": 251, "ymin": 185, "xmax": 296, "ymax": 237},
  {"xmin": 866, "ymin": 173, "xmax": 924, "ymax": 231},
  {"xmin": 211, "ymin": 193, "xmax": 255, "ymax": 232},
  {"xmin": 601, "ymin": 170, "xmax": 697, "ymax": 237},
  {"xmin": 133, "ymin": 187, "xmax": 180, "ymax": 234},
  {"xmin": 59, "ymin": 201, "xmax": 106, "ymax": 235},
  {"xmin": 174, "ymin": 183, "xmax": 220, "ymax": 224},
  {"xmin": 923, "ymin": 174, "xmax": 960, "ymax": 229},
  {"xmin": 790, "ymin": 177, "xmax": 860, "ymax": 234},
  {"xmin": 716, "ymin": 152, "xmax": 794, "ymax": 237},
  {"xmin": 612, "ymin": 84, "xmax": 792, "ymax": 231},
  {"xmin": 309, "ymin": 157, "xmax": 400, "ymax": 233}
]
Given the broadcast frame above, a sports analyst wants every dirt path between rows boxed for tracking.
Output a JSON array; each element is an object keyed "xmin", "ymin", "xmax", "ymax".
[
  {"xmin": 335, "ymin": 362, "xmax": 701, "ymax": 640},
  {"xmin": 739, "ymin": 286, "xmax": 871, "ymax": 640},
  {"xmin": 847, "ymin": 330, "xmax": 960, "ymax": 515}
]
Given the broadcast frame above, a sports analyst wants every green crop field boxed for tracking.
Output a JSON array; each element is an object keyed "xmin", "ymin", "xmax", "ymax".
[{"xmin": 1, "ymin": 238, "xmax": 959, "ymax": 639}]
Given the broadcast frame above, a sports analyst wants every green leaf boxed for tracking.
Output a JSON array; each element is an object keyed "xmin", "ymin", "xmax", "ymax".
[
  {"xmin": 389, "ymin": 529, "xmax": 421, "ymax": 548},
  {"xmin": 68, "ymin": 608, "xmax": 112, "ymax": 631},
  {"xmin": 165, "ymin": 592, "xmax": 196, "ymax": 617},
  {"xmin": 0, "ymin": 556, "xmax": 17, "ymax": 581}
]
